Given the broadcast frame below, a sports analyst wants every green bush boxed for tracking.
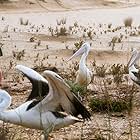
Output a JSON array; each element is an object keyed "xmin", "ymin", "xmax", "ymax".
[{"xmin": 66, "ymin": 80, "xmax": 87, "ymax": 97}]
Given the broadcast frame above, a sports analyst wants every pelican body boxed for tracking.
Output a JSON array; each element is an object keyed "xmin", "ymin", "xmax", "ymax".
[
  {"xmin": 67, "ymin": 42, "xmax": 92, "ymax": 86},
  {"xmin": 0, "ymin": 65, "xmax": 91, "ymax": 138},
  {"xmin": 128, "ymin": 50, "xmax": 140, "ymax": 85},
  {"xmin": 0, "ymin": 93, "xmax": 79, "ymax": 130}
]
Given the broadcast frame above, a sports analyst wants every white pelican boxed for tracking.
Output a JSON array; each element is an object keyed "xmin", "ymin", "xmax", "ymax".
[
  {"xmin": 67, "ymin": 42, "xmax": 93, "ymax": 86},
  {"xmin": 128, "ymin": 49, "xmax": 140, "ymax": 85},
  {"xmin": 0, "ymin": 65, "xmax": 91, "ymax": 139}
]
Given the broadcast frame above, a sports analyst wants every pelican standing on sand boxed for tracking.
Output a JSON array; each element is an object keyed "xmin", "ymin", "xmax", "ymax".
[
  {"xmin": 128, "ymin": 49, "xmax": 140, "ymax": 85},
  {"xmin": 0, "ymin": 65, "xmax": 91, "ymax": 139},
  {"xmin": 67, "ymin": 42, "xmax": 93, "ymax": 86}
]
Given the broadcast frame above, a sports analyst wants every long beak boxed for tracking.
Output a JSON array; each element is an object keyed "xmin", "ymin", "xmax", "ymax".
[
  {"xmin": 66, "ymin": 45, "xmax": 85, "ymax": 62},
  {"xmin": 128, "ymin": 50, "xmax": 140, "ymax": 67}
]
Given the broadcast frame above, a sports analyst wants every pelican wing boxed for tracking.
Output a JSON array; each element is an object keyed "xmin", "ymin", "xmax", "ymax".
[
  {"xmin": 38, "ymin": 70, "xmax": 91, "ymax": 120},
  {"xmin": 132, "ymin": 71, "xmax": 140, "ymax": 80},
  {"xmin": 15, "ymin": 65, "xmax": 49, "ymax": 101},
  {"xmin": 128, "ymin": 50, "xmax": 140, "ymax": 68}
]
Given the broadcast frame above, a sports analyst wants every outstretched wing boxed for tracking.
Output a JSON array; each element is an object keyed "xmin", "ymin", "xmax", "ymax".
[
  {"xmin": 15, "ymin": 65, "xmax": 49, "ymax": 101},
  {"xmin": 36, "ymin": 70, "xmax": 91, "ymax": 120},
  {"xmin": 128, "ymin": 49, "xmax": 140, "ymax": 68}
]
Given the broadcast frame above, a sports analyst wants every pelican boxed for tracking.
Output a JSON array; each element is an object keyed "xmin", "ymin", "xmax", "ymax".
[
  {"xmin": 67, "ymin": 42, "xmax": 93, "ymax": 86},
  {"xmin": 128, "ymin": 49, "xmax": 140, "ymax": 85},
  {"xmin": 0, "ymin": 65, "xmax": 91, "ymax": 139}
]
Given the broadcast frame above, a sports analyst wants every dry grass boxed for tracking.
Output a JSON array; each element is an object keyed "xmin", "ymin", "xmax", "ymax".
[
  {"xmin": 12, "ymin": 50, "xmax": 25, "ymax": 60},
  {"xmin": 95, "ymin": 64, "xmax": 107, "ymax": 77},
  {"xmin": 1, "ymin": 7, "xmax": 140, "ymax": 139},
  {"xmin": 19, "ymin": 18, "xmax": 29, "ymax": 26},
  {"xmin": 124, "ymin": 17, "xmax": 133, "ymax": 27},
  {"xmin": 89, "ymin": 83, "xmax": 136, "ymax": 113}
]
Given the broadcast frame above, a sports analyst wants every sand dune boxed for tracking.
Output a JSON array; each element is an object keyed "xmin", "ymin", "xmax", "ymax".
[{"xmin": 0, "ymin": 0, "xmax": 140, "ymax": 12}]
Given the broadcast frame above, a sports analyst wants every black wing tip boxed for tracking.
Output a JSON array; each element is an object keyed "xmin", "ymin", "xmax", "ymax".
[
  {"xmin": 51, "ymin": 111, "xmax": 67, "ymax": 119},
  {"xmin": 72, "ymin": 96, "xmax": 91, "ymax": 121},
  {"xmin": 26, "ymin": 100, "xmax": 41, "ymax": 111}
]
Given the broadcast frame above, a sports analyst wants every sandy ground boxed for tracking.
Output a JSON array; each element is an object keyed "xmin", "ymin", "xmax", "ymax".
[{"xmin": 1, "ymin": 0, "xmax": 140, "ymax": 140}]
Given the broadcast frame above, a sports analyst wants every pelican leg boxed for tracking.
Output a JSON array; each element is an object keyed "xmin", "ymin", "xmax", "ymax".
[
  {"xmin": 43, "ymin": 133, "xmax": 49, "ymax": 140},
  {"xmin": 43, "ymin": 123, "xmax": 55, "ymax": 140}
]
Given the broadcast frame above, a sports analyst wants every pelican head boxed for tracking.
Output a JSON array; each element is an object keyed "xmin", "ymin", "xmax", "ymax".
[{"xmin": 67, "ymin": 42, "xmax": 90, "ymax": 62}]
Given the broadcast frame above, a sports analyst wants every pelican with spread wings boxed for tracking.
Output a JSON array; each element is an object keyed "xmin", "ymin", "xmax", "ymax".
[{"xmin": 0, "ymin": 65, "xmax": 91, "ymax": 139}]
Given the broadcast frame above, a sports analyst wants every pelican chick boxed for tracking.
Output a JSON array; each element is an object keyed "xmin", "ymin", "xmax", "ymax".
[
  {"xmin": 0, "ymin": 65, "xmax": 91, "ymax": 139},
  {"xmin": 67, "ymin": 42, "xmax": 93, "ymax": 86}
]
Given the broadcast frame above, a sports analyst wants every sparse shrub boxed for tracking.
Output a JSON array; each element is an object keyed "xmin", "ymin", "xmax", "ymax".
[
  {"xmin": 95, "ymin": 64, "xmax": 107, "ymax": 77},
  {"xmin": 89, "ymin": 97, "xmax": 130, "ymax": 112},
  {"xmin": 34, "ymin": 65, "xmax": 58, "ymax": 73},
  {"xmin": 56, "ymin": 19, "xmax": 61, "ymax": 26},
  {"xmin": 56, "ymin": 27, "xmax": 67, "ymax": 36},
  {"xmin": 66, "ymin": 80, "xmax": 87, "ymax": 97},
  {"xmin": 46, "ymin": 45, "xmax": 49, "ymax": 49},
  {"xmin": 56, "ymin": 18, "xmax": 66, "ymax": 26},
  {"xmin": 109, "ymin": 36, "xmax": 117, "ymax": 50},
  {"xmin": 89, "ymin": 84, "xmax": 137, "ymax": 113},
  {"xmin": 95, "ymin": 134, "xmax": 107, "ymax": 140},
  {"xmin": 73, "ymin": 40, "xmax": 84, "ymax": 52},
  {"xmin": 37, "ymin": 40, "xmax": 41, "ymax": 46},
  {"xmin": 61, "ymin": 18, "xmax": 66, "ymax": 25},
  {"xmin": 90, "ymin": 59, "xmax": 96, "ymax": 67},
  {"xmin": 108, "ymin": 23, "xmax": 112, "ymax": 29},
  {"xmin": 12, "ymin": 50, "xmax": 25, "ymax": 60},
  {"xmin": 29, "ymin": 36, "xmax": 36, "ymax": 42},
  {"xmin": 109, "ymin": 64, "xmax": 123, "ymax": 76},
  {"xmin": 109, "ymin": 64, "xmax": 124, "ymax": 84},
  {"xmin": 110, "ymin": 36, "xmax": 122, "ymax": 46},
  {"xmin": 74, "ymin": 21, "xmax": 78, "ymax": 27},
  {"xmin": 61, "ymin": 61, "xmax": 79, "ymax": 81},
  {"xmin": 124, "ymin": 17, "xmax": 133, "ymax": 27},
  {"xmin": 1, "ymin": 16, "xmax": 5, "ymax": 21},
  {"xmin": 48, "ymin": 26, "xmax": 54, "ymax": 36},
  {"xmin": 34, "ymin": 61, "xmax": 45, "ymax": 72},
  {"xmin": 123, "ymin": 65, "xmax": 129, "ymax": 74},
  {"xmin": 69, "ymin": 26, "xmax": 73, "ymax": 31},
  {"xmin": 20, "ymin": 18, "xmax": 29, "ymax": 26},
  {"xmin": 87, "ymin": 30, "xmax": 92, "ymax": 39},
  {"xmin": 113, "ymin": 73, "xmax": 123, "ymax": 85}
]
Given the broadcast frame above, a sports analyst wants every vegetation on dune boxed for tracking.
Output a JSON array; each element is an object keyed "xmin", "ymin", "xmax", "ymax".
[
  {"xmin": 94, "ymin": 64, "xmax": 107, "ymax": 78},
  {"xmin": 89, "ymin": 83, "xmax": 137, "ymax": 113},
  {"xmin": 124, "ymin": 17, "xmax": 133, "ymax": 27},
  {"xmin": 1, "ymin": 13, "xmax": 140, "ymax": 139},
  {"xmin": 66, "ymin": 80, "xmax": 87, "ymax": 97}
]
